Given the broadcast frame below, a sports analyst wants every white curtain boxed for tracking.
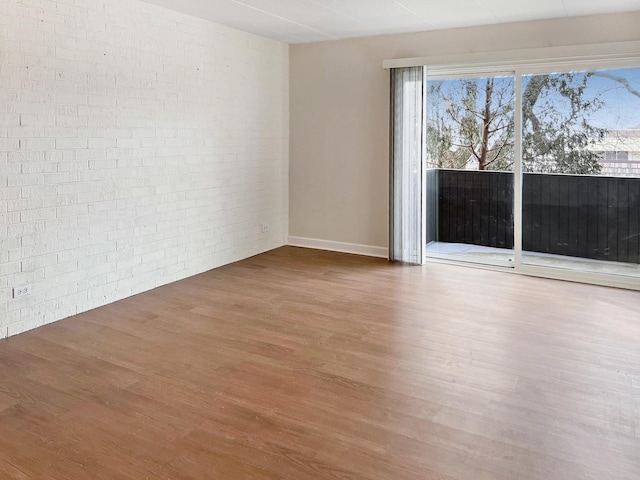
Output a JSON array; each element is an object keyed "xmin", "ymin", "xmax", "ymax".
[{"xmin": 389, "ymin": 66, "xmax": 425, "ymax": 264}]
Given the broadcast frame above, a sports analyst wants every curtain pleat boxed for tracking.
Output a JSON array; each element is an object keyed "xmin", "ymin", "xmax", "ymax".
[{"xmin": 389, "ymin": 66, "xmax": 425, "ymax": 264}]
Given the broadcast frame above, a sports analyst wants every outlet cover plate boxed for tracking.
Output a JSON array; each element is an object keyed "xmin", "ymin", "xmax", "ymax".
[{"xmin": 13, "ymin": 284, "xmax": 32, "ymax": 298}]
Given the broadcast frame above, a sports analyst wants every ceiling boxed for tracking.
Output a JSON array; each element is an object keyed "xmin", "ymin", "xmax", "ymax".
[{"xmin": 140, "ymin": 0, "xmax": 640, "ymax": 44}]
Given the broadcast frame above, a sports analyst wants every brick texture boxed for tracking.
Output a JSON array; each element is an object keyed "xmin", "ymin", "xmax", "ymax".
[{"xmin": 0, "ymin": 0, "xmax": 289, "ymax": 338}]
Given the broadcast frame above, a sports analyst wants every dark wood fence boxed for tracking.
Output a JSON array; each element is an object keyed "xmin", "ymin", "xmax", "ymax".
[
  {"xmin": 436, "ymin": 169, "xmax": 640, "ymax": 264},
  {"xmin": 426, "ymin": 169, "xmax": 438, "ymax": 244},
  {"xmin": 438, "ymin": 170, "xmax": 514, "ymax": 249}
]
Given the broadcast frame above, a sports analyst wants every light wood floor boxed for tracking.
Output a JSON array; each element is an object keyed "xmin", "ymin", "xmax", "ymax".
[{"xmin": 0, "ymin": 246, "xmax": 639, "ymax": 480}]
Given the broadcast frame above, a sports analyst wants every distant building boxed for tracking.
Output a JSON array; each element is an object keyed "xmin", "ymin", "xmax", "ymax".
[{"xmin": 591, "ymin": 128, "xmax": 640, "ymax": 177}]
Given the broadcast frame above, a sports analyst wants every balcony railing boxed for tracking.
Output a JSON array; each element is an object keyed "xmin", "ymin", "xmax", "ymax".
[{"xmin": 430, "ymin": 169, "xmax": 640, "ymax": 264}]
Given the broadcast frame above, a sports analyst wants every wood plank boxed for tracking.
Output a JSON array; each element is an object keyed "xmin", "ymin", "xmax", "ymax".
[
  {"xmin": 479, "ymin": 172, "xmax": 488, "ymax": 246},
  {"xmin": 596, "ymin": 178, "xmax": 609, "ymax": 260},
  {"xmin": 577, "ymin": 176, "xmax": 589, "ymax": 259},
  {"xmin": 618, "ymin": 179, "xmax": 630, "ymax": 263},
  {"xmin": 522, "ymin": 173, "xmax": 532, "ymax": 252},
  {"xmin": 559, "ymin": 175, "xmax": 570, "ymax": 256},
  {"xmin": 628, "ymin": 179, "xmax": 640, "ymax": 264},
  {"xmin": 607, "ymin": 177, "xmax": 620, "ymax": 261},
  {"xmin": 587, "ymin": 175, "xmax": 600, "ymax": 259},
  {"xmin": 464, "ymin": 170, "xmax": 474, "ymax": 244},
  {"xmin": 502, "ymin": 172, "xmax": 512, "ymax": 248},
  {"xmin": 490, "ymin": 171, "xmax": 498, "ymax": 246},
  {"xmin": 539, "ymin": 173, "xmax": 552, "ymax": 253},
  {"xmin": 450, "ymin": 170, "xmax": 459, "ymax": 243}
]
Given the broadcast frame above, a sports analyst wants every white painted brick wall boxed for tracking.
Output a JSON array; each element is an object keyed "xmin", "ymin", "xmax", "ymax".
[{"xmin": 0, "ymin": 0, "xmax": 289, "ymax": 338}]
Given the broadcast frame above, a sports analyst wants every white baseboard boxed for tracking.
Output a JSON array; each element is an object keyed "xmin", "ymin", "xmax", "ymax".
[{"xmin": 288, "ymin": 236, "xmax": 388, "ymax": 259}]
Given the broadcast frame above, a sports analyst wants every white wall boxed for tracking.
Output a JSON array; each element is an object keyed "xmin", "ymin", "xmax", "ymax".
[
  {"xmin": 0, "ymin": 0, "xmax": 289, "ymax": 338},
  {"xmin": 289, "ymin": 12, "xmax": 640, "ymax": 253}
]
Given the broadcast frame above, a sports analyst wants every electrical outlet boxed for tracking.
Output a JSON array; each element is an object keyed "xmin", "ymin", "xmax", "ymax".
[
  {"xmin": 13, "ymin": 284, "xmax": 32, "ymax": 299},
  {"xmin": 261, "ymin": 223, "xmax": 270, "ymax": 233}
]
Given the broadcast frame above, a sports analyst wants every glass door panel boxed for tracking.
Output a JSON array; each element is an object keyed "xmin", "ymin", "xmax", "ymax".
[
  {"xmin": 425, "ymin": 74, "xmax": 516, "ymax": 267},
  {"xmin": 521, "ymin": 68, "xmax": 640, "ymax": 278}
]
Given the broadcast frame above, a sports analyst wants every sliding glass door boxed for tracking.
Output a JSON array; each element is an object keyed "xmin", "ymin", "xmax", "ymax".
[{"xmin": 422, "ymin": 64, "xmax": 640, "ymax": 285}]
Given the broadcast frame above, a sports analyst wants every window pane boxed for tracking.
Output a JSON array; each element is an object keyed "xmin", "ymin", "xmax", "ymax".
[
  {"xmin": 425, "ymin": 75, "xmax": 515, "ymax": 267},
  {"xmin": 427, "ymin": 76, "xmax": 515, "ymax": 172},
  {"xmin": 521, "ymin": 67, "xmax": 640, "ymax": 276}
]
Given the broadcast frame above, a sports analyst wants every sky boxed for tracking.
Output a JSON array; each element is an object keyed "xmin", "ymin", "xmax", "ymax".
[
  {"xmin": 428, "ymin": 67, "xmax": 640, "ymax": 131},
  {"xmin": 581, "ymin": 67, "xmax": 640, "ymax": 130}
]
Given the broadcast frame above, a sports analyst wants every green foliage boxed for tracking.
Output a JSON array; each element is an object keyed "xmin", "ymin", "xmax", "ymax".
[
  {"xmin": 427, "ymin": 72, "xmax": 606, "ymax": 174},
  {"xmin": 427, "ymin": 77, "xmax": 514, "ymax": 171},
  {"xmin": 522, "ymin": 73, "xmax": 604, "ymax": 174}
]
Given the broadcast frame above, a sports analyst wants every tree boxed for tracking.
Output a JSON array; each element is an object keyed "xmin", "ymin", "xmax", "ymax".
[
  {"xmin": 427, "ymin": 72, "xmax": 608, "ymax": 174},
  {"xmin": 522, "ymin": 73, "xmax": 605, "ymax": 174},
  {"xmin": 427, "ymin": 76, "xmax": 514, "ymax": 171}
]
